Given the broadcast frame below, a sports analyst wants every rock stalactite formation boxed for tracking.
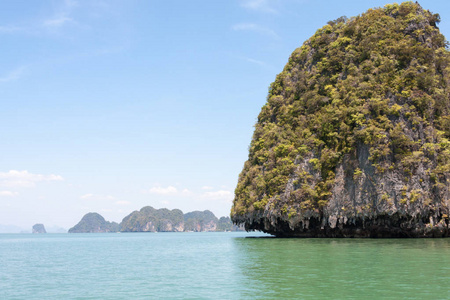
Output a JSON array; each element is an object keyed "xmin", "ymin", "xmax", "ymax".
[{"xmin": 231, "ymin": 2, "xmax": 450, "ymax": 237}]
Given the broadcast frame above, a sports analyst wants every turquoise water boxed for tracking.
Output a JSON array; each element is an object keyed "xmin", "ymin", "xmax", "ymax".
[{"xmin": 1, "ymin": 232, "xmax": 449, "ymax": 299}]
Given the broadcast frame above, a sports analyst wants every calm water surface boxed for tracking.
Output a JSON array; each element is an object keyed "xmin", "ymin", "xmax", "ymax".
[{"xmin": 0, "ymin": 232, "xmax": 449, "ymax": 299}]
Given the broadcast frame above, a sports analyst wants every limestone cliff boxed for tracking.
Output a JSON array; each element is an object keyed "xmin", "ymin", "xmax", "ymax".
[
  {"xmin": 184, "ymin": 210, "xmax": 218, "ymax": 232},
  {"xmin": 120, "ymin": 206, "xmax": 184, "ymax": 232},
  {"xmin": 69, "ymin": 207, "xmax": 238, "ymax": 233},
  {"xmin": 231, "ymin": 2, "xmax": 450, "ymax": 237}
]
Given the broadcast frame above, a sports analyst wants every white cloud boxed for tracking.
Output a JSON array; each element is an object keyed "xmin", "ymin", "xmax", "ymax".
[
  {"xmin": 80, "ymin": 193, "xmax": 115, "ymax": 200},
  {"xmin": 0, "ymin": 170, "xmax": 63, "ymax": 188},
  {"xmin": 202, "ymin": 190, "xmax": 233, "ymax": 203},
  {"xmin": 244, "ymin": 57, "xmax": 266, "ymax": 66},
  {"xmin": 201, "ymin": 186, "xmax": 214, "ymax": 190},
  {"xmin": 115, "ymin": 200, "xmax": 130, "ymax": 206},
  {"xmin": 0, "ymin": 66, "xmax": 26, "ymax": 83},
  {"xmin": 0, "ymin": 0, "xmax": 78, "ymax": 35},
  {"xmin": 232, "ymin": 23, "xmax": 278, "ymax": 38},
  {"xmin": 43, "ymin": 0, "xmax": 78, "ymax": 28},
  {"xmin": 43, "ymin": 16, "xmax": 73, "ymax": 27},
  {"xmin": 181, "ymin": 189, "xmax": 192, "ymax": 195},
  {"xmin": 0, "ymin": 191, "xmax": 18, "ymax": 197},
  {"xmin": 64, "ymin": 0, "xmax": 78, "ymax": 9},
  {"xmin": 0, "ymin": 25, "xmax": 23, "ymax": 34},
  {"xmin": 148, "ymin": 186, "xmax": 178, "ymax": 195},
  {"xmin": 240, "ymin": 0, "xmax": 278, "ymax": 14}
]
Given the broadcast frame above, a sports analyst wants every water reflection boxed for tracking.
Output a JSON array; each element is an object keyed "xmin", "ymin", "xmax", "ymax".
[{"xmin": 232, "ymin": 237, "xmax": 450, "ymax": 299}]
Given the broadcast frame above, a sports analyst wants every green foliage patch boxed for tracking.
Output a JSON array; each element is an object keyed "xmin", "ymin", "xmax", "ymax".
[{"xmin": 232, "ymin": 2, "xmax": 450, "ymax": 218}]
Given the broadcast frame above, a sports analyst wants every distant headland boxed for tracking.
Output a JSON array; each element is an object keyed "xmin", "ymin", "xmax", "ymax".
[
  {"xmin": 69, "ymin": 206, "xmax": 243, "ymax": 233},
  {"xmin": 32, "ymin": 223, "xmax": 46, "ymax": 234}
]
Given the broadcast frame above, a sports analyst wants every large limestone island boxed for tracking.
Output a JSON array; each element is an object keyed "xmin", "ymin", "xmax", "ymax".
[
  {"xmin": 69, "ymin": 207, "xmax": 241, "ymax": 233},
  {"xmin": 231, "ymin": 2, "xmax": 450, "ymax": 238}
]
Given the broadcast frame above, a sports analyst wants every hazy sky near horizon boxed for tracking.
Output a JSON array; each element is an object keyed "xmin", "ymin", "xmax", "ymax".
[{"xmin": 1, "ymin": 0, "xmax": 449, "ymax": 229}]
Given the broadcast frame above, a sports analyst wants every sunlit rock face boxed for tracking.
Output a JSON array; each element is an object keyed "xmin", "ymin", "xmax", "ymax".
[{"xmin": 231, "ymin": 2, "xmax": 450, "ymax": 237}]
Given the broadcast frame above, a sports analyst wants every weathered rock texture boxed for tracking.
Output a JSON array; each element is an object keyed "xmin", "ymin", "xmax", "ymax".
[
  {"xmin": 120, "ymin": 206, "xmax": 185, "ymax": 232},
  {"xmin": 120, "ymin": 207, "xmax": 225, "ymax": 232},
  {"xmin": 184, "ymin": 210, "xmax": 218, "ymax": 232},
  {"xmin": 231, "ymin": 2, "xmax": 450, "ymax": 237}
]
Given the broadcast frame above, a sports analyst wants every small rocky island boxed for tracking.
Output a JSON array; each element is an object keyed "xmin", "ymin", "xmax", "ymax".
[
  {"xmin": 231, "ymin": 2, "xmax": 450, "ymax": 237},
  {"xmin": 32, "ymin": 224, "xmax": 47, "ymax": 234},
  {"xmin": 69, "ymin": 207, "xmax": 242, "ymax": 233}
]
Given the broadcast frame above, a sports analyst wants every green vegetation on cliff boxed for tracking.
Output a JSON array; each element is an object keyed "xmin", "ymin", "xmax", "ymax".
[
  {"xmin": 121, "ymin": 206, "xmax": 184, "ymax": 232},
  {"xmin": 217, "ymin": 216, "xmax": 244, "ymax": 231},
  {"xmin": 184, "ymin": 210, "xmax": 218, "ymax": 232},
  {"xmin": 70, "ymin": 207, "xmax": 238, "ymax": 233},
  {"xmin": 231, "ymin": 2, "xmax": 450, "ymax": 237},
  {"xmin": 68, "ymin": 212, "xmax": 120, "ymax": 233}
]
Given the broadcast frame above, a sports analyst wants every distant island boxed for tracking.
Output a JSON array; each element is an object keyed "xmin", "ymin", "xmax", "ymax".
[
  {"xmin": 32, "ymin": 224, "xmax": 46, "ymax": 234},
  {"xmin": 68, "ymin": 213, "xmax": 120, "ymax": 233},
  {"xmin": 69, "ymin": 206, "xmax": 243, "ymax": 233}
]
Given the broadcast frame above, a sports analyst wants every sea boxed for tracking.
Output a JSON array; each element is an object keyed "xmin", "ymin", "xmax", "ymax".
[{"xmin": 1, "ymin": 232, "xmax": 449, "ymax": 299}]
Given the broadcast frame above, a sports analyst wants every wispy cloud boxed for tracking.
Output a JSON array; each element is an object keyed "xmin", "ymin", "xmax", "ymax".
[
  {"xmin": 0, "ymin": 0, "xmax": 78, "ymax": 36},
  {"xmin": 0, "ymin": 191, "xmax": 18, "ymax": 197},
  {"xmin": 240, "ymin": 0, "xmax": 278, "ymax": 14},
  {"xmin": 201, "ymin": 190, "xmax": 233, "ymax": 203},
  {"xmin": 43, "ymin": 0, "xmax": 78, "ymax": 28},
  {"xmin": 80, "ymin": 193, "xmax": 115, "ymax": 200},
  {"xmin": 0, "ymin": 170, "xmax": 63, "ymax": 188},
  {"xmin": 80, "ymin": 193, "xmax": 94, "ymax": 199},
  {"xmin": 145, "ymin": 185, "xmax": 194, "ymax": 196},
  {"xmin": 64, "ymin": 0, "xmax": 78, "ymax": 9},
  {"xmin": 0, "ymin": 66, "xmax": 26, "ymax": 83},
  {"xmin": 202, "ymin": 186, "xmax": 214, "ymax": 190},
  {"xmin": 243, "ymin": 57, "xmax": 266, "ymax": 66},
  {"xmin": 43, "ymin": 16, "xmax": 73, "ymax": 28},
  {"xmin": 181, "ymin": 188, "xmax": 192, "ymax": 195},
  {"xmin": 232, "ymin": 23, "xmax": 278, "ymax": 38},
  {"xmin": 148, "ymin": 186, "xmax": 178, "ymax": 195},
  {"xmin": 0, "ymin": 25, "xmax": 23, "ymax": 34},
  {"xmin": 115, "ymin": 200, "xmax": 130, "ymax": 206}
]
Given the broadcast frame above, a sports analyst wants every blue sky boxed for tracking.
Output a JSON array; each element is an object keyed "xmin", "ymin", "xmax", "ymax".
[{"xmin": 1, "ymin": 0, "xmax": 449, "ymax": 229}]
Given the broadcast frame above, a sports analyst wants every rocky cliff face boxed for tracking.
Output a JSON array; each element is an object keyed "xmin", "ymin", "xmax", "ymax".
[
  {"xmin": 32, "ymin": 223, "xmax": 46, "ymax": 234},
  {"xmin": 121, "ymin": 208, "xmax": 221, "ymax": 232},
  {"xmin": 184, "ymin": 210, "xmax": 218, "ymax": 232},
  {"xmin": 231, "ymin": 2, "xmax": 450, "ymax": 237}
]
